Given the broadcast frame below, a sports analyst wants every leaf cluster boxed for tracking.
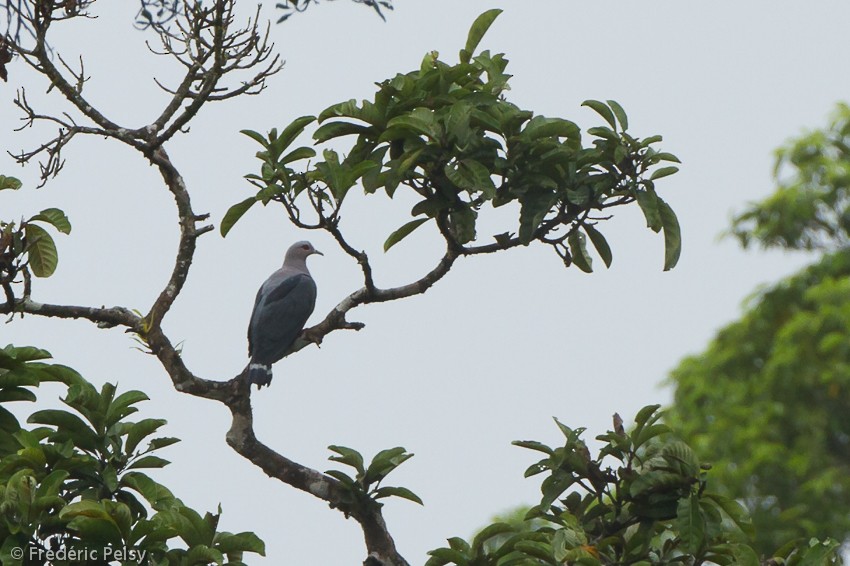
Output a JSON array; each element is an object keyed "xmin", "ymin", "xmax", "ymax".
[
  {"xmin": 0, "ymin": 344, "xmax": 264, "ymax": 565},
  {"xmin": 425, "ymin": 406, "xmax": 839, "ymax": 566},
  {"xmin": 226, "ymin": 10, "xmax": 681, "ymax": 271},
  {"xmin": 730, "ymin": 102, "xmax": 850, "ymax": 251},
  {"xmin": 1, "ymin": 178, "xmax": 71, "ymax": 289},
  {"xmin": 324, "ymin": 445, "xmax": 422, "ymax": 517}
]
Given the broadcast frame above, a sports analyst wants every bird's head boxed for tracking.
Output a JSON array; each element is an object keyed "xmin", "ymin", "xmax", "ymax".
[{"xmin": 286, "ymin": 241, "xmax": 323, "ymax": 263}]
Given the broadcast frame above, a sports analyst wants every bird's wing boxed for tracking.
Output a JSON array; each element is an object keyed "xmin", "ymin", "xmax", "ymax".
[{"xmin": 248, "ymin": 272, "xmax": 317, "ymax": 363}]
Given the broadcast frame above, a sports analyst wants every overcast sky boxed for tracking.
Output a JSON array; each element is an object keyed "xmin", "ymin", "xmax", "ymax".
[{"xmin": 3, "ymin": 1, "xmax": 850, "ymax": 564}]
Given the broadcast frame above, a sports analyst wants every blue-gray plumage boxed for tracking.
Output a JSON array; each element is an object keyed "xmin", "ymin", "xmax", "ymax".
[{"xmin": 247, "ymin": 241, "xmax": 322, "ymax": 388}]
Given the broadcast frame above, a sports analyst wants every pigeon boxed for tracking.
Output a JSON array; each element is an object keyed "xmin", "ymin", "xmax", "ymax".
[{"xmin": 247, "ymin": 241, "xmax": 321, "ymax": 388}]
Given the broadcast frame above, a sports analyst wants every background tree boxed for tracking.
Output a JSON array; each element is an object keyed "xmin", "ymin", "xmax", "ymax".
[{"xmin": 666, "ymin": 103, "xmax": 850, "ymax": 554}]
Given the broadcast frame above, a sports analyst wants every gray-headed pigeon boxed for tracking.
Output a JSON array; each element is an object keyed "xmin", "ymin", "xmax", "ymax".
[{"xmin": 247, "ymin": 241, "xmax": 322, "ymax": 388}]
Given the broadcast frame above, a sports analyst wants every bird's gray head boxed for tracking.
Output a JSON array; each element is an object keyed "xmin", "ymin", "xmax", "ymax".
[{"xmin": 284, "ymin": 241, "xmax": 323, "ymax": 267}]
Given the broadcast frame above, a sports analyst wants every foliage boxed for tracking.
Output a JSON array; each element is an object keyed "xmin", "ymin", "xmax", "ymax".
[
  {"xmin": 670, "ymin": 103, "xmax": 850, "ymax": 555},
  {"xmin": 427, "ymin": 406, "xmax": 840, "ymax": 566},
  {"xmin": 0, "ymin": 344, "xmax": 264, "ymax": 565},
  {"xmin": 226, "ymin": 10, "xmax": 682, "ymax": 272},
  {"xmin": 666, "ymin": 251, "xmax": 850, "ymax": 555},
  {"xmin": 730, "ymin": 102, "xmax": 850, "ymax": 251},
  {"xmin": 325, "ymin": 445, "xmax": 422, "ymax": 516}
]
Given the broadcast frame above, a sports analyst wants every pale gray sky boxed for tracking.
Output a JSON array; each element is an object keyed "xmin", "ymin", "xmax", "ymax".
[{"xmin": 3, "ymin": 2, "xmax": 849, "ymax": 564}]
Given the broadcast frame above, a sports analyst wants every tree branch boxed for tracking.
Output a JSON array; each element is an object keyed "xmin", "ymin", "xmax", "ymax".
[{"xmin": 3, "ymin": 3, "xmax": 411, "ymax": 564}]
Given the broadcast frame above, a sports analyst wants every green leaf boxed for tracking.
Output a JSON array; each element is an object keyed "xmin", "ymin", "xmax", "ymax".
[
  {"xmin": 0, "ymin": 387, "xmax": 37, "ymax": 403},
  {"xmin": 650, "ymin": 165, "xmax": 679, "ymax": 180},
  {"xmin": 121, "ymin": 472, "xmax": 176, "ymax": 509},
  {"xmin": 215, "ymin": 531, "xmax": 266, "ymax": 556},
  {"xmin": 0, "ymin": 175, "xmax": 22, "ymax": 191},
  {"xmin": 146, "ymin": 436, "xmax": 180, "ymax": 451},
  {"xmin": 35, "ymin": 469, "xmax": 69, "ymax": 499},
  {"xmin": 518, "ymin": 190, "xmax": 557, "ymax": 244},
  {"xmin": 606, "ymin": 99, "xmax": 629, "ymax": 131},
  {"xmin": 105, "ymin": 390, "xmax": 149, "ymax": 428},
  {"xmin": 704, "ymin": 493, "xmax": 754, "ymax": 537},
  {"xmin": 568, "ymin": 231, "xmax": 593, "ymax": 273},
  {"xmin": 313, "ymin": 121, "xmax": 371, "ymax": 143},
  {"xmin": 583, "ymin": 224, "xmax": 612, "ymax": 268},
  {"xmin": 386, "ymin": 110, "xmax": 439, "ymax": 140},
  {"xmin": 521, "ymin": 116, "xmax": 580, "ymax": 141},
  {"xmin": 372, "ymin": 486, "xmax": 424, "ymax": 505},
  {"xmin": 724, "ymin": 543, "xmax": 760, "ymax": 566},
  {"xmin": 635, "ymin": 189, "xmax": 662, "ymax": 232},
  {"xmin": 472, "ymin": 523, "xmax": 515, "ymax": 553},
  {"xmin": 328, "ymin": 445, "xmax": 366, "ymax": 474},
  {"xmin": 280, "ymin": 146, "xmax": 316, "ymax": 165},
  {"xmin": 220, "ymin": 197, "xmax": 257, "ymax": 237},
  {"xmin": 270, "ymin": 116, "xmax": 316, "ymax": 159},
  {"xmin": 24, "ymin": 224, "xmax": 59, "ymax": 278},
  {"xmin": 126, "ymin": 455, "xmax": 170, "ymax": 470},
  {"xmin": 460, "ymin": 9, "xmax": 503, "ymax": 63},
  {"xmin": 384, "ymin": 218, "xmax": 429, "ymax": 252},
  {"xmin": 512, "ymin": 440, "xmax": 554, "ymax": 455},
  {"xmin": 125, "ymin": 418, "xmax": 168, "ymax": 455},
  {"xmin": 582, "ymin": 100, "xmax": 617, "ymax": 130},
  {"xmin": 185, "ymin": 545, "xmax": 224, "ymax": 565},
  {"xmin": 449, "ymin": 207, "xmax": 477, "ymax": 245},
  {"xmin": 29, "ymin": 208, "xmax": 72, "ymax": 234},
  {"xmin": 658, "ymin": 198, "xmax": 681, "ymax": 271},
  {"xmin": 798, "ymin": 538, "xmax": 841, "ymax": 565},
  {"xmin": 364, "ymin": 447, "xmax": 413, "ymax": 486},
  {"xmin": 240, "ymin": 129, "xmax": 268, "ymax": 147},
  {"xmin": 28, "ymin": 409, "xmax": 98, "ymax": 451}
]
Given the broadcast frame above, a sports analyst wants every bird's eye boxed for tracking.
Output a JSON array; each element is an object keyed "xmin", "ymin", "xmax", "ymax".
[{"xmin": 301, "ymin": 245, "xmax": 310, "ymax": 250}]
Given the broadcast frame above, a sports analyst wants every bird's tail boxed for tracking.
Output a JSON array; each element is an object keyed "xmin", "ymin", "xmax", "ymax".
[{"xmin": 247, "ymin": 361, "xmax": 273, "ymax": 388}]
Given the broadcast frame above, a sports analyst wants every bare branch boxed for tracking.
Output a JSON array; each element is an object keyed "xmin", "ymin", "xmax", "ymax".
[{"xmin": 147, "ymin": 2, "xmax": 283, "ymax": 146}]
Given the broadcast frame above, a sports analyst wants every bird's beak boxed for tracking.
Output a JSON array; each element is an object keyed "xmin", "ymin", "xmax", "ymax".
[{"xmin": 313, "ymin": 249, "xmax": 324, "ymax": 256}]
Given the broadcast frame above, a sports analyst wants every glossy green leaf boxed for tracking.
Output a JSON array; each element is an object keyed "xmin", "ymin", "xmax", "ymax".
[
  {"xmin": 568, "ymin": 231, "xmax": 593, "ymax": 273},
  {"xmin": 582, "ymin": 100, "xmax": 617, "ymax": 130},
  {"xmin": 678, "ymin": 495, "xmax": 705, "ymax": 554},
  {"xmin": 29, "ymin": 208, "xmax": 72, "ymax": 234},
  {"xmin": 270, "ymin": 116, "xmax": 316, "ymax": 159},
  {"xmin": 105, "ymin": 390, "xmax": 148, "ymax": 428},
  {"xmin": 518, "ymin": 190, "xmax": 557, "ymax": 244},
  {"xmin": 521, "ymin": 116, "xmax": 580, "ymax": 141},
  {"xmin": 24, "ymin": 224, "xmax": 58, "ymax": 277},
  {"xmin": 658, "ymin": 198, "xmax": 681, "ymax": 270},
  {"xmin": 583, "ymin": 224, "xmax": 612, "ymax": 268},
  {"xmin": 328, "ymin": 445, "xmax": 366, "ymax": 473},
  {"xmin": 606, "ymin": 99, "xmax": 628, "ymax": 130},
  {"xmin": 220, "ymin": 197, "xmax": 257, "ymax": 237},
  {"xmin": 384, "ymin": 218, "xmax": 429, "ymax": 252},
  {"xmin": 126, "ymin": 455, "xmax": 170, "ymax": 470},
  {"xmin": 372, "ymin": 486, "xmax": 424, "ymax": 505},
  {"xmin": 460, "ymin": 9, "xmax": 503, "ymax": 63},
  {"xmin": 280, "ymin": 146, "xmax": 316, "ymax": 165},
  {"xmin": 215, "ymin": 531, "xmax": 266, "ymax": 556},
  {"xmin": 240, "ymin": 129, "xmax": 268, "ymax": 147},
  {"xmin": 0, "ymin": 175, "xmax": 22, "ymax": 191},
  {"xmin": 125, "ymin": 418, "xmax": 168, "ymax": 455},
  {"xmin": 635, "ymin": 189, "xmax": 662, "ymax": 232},
  {"xmin": 313, "ymin": 121, "xmax": 371, "ymax": 143},
  {"xmin": 650, "ymin": 166, "xmax": 679, "ymax": 181},
  {"xmin": 28, "ymin": 409, "xmax": 98, "ymax": 451}
]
